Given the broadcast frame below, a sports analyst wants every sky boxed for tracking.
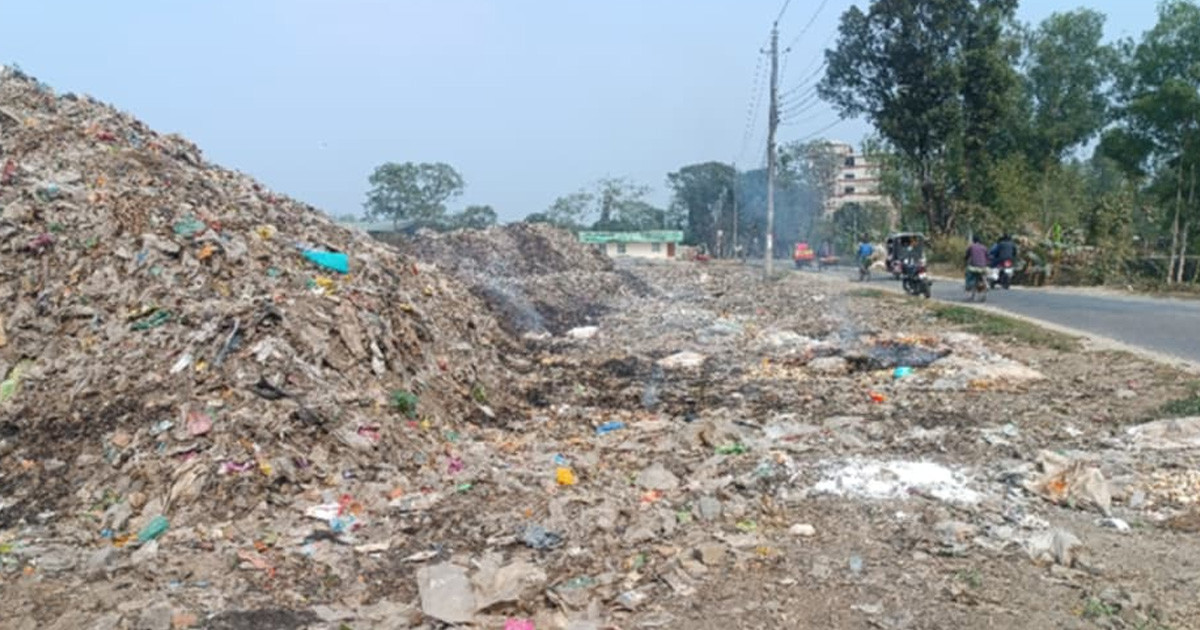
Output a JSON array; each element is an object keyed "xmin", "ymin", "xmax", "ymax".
[{"xmin": 1, "ymin": 0, "xmax": 1160, "ymax": 222}]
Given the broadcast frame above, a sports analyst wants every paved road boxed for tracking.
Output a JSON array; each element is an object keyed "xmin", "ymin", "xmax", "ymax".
[{"xmin": 873, "ymin": 271, "xmax": 1200, "ymax": 366}]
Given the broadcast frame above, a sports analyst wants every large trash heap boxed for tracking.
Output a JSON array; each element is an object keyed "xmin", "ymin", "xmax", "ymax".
[
  {"xmin": 0, "ymin": 65, "xmax": 523, "ymax": 544},
  {"xmin": 5, "ymin": 67, "xmax": 1200, "ymax": 630}
]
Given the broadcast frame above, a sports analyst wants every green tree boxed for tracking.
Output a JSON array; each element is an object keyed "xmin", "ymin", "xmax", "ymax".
[
  {"xmin": 820, "ymin": 0, "xmax": 1020, "ymax": 236},
  {"xmin": 364, "ymin": 162, "xmax": 464, "ymax": 229},
  {"xmin": 667, "ymin": 162, "xmax": 735, "ymax": 247},
  {"xmin": 447, "ymin": 205, "xmax": 498, "ymax": 230},
  {"xmin": 1022, "ymin": 10, "xmax": 1114, "ymax": 169},
  {"xmin": 544, "ymin": 191, "xmax": 595, "ymax": 229},
  {"xmin": 1016, "ymin": 9, "xmax": 1116, "ymax": 229},
  {"xmin": 822, "ymin": 202, "xmax": 892, "ymax": 254},
  {"xmin": 1104, "ymin": 0, "xmax": 1200, "ymax": 283}
]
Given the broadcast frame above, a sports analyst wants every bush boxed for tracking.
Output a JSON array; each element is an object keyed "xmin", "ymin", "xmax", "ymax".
[{"xmin": 928, "ymin": 236, "xmax": 968, "ymax": 267}]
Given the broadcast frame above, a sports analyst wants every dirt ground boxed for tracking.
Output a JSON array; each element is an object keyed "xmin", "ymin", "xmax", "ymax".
[{"xmin": 4, "ymin": 259, "xmax": 1200, "ymax": 630}]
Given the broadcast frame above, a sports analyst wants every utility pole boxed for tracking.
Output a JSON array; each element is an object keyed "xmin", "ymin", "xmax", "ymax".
[
  {"xmin": 764, "ymin": 25, "xmax": 780, "ymax": 276},
  {"xmin": 731, "ymin": 170, "xmax": 739, "ymax": 261}
]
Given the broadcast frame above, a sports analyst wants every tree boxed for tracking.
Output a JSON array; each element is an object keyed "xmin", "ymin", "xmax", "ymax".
[
  {"xmin": 779, "ymin": 140, "xmax": 843, "ymax": 232},
  {"xmin": 447, "ymin": 205, "xmax": 498, "ymax": 230},
  {"xmin": 364, "ymin": 162, "xmax": 464, "ymax": 229},
  {"xmin": 820, "ymin": 0, "xmax": 1020, "ymax": 236},
  {"xmin": 1104, "ymin": 0, "xmax": 1200, "ymax": 283},
  {"xmin": 591, "ymin": 178, "xmax": 660, "ymax": 230},
  {"xmin": 538, "ymin": 191, "xmax": 594, "ymax": 230},
  {"xmin": 1022, "ymin": 10, "xmax": 1114, "ymax": 169},
  {"xmin": 822, "ymin": 202, "xmax": 892, "ymax": 254},
  {"xmin": 667, "ymin": 162, "xmax": 735, "ymax": 247}
]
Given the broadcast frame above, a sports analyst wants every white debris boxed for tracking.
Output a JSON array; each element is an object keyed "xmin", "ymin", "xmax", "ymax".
[
  {"xmin": 1126, "ymin": 417, "xmax": 1200, "ymax": 450},
  {"xmin": 813, "ymin": 459, "xmax": 980, "ymax": 504},
  {"xmin": 658, "ymin": 351, "xmax": 706, "ymax": 369},
  {"xmin": 566, "ymin": 326, "xmax": 599, "ymax": 340}
]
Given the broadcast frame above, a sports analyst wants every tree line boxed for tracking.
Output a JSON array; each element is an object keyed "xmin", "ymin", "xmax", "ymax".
[
  {"xmin": 820, "ymin": 0, "xmax": 1200, "ymax": 285},
  {"xmin": 359, "ymin": 0, "xmax": 1200, "ymax": 285}
]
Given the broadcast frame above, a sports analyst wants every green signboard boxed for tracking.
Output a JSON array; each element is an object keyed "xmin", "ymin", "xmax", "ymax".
[{"xmin": 578, "ymin": 230, "xmax": 684, "ymax": 244}]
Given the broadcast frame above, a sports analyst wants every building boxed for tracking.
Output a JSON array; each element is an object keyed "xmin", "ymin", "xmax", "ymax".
[
  {"xmin": 578, "ymin": 230, "xmax": 684, "ymax": 260},
  {"xmin": 822, "ymin": 141, "xmax": 891, "ymax": 217}
]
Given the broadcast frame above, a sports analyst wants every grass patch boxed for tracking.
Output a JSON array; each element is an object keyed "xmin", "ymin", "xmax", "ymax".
[
  {"xmin": 1159, "ymin": 382, "xmax": 1200, "ymax": 417},
  {"xmin": 954, "ymin": 568, "xmax": 983, "ymax": 589},
  {"xmin": 847, "ymin": 288, "xmax": 890, "ymax": 300},
  {"xmin": 1081, "ymin": 597, "xmax": 1118, "ymax": 620},
  {"xmin": 929, "ymin": 304, "xmax": 1081, "ymax": 351}
]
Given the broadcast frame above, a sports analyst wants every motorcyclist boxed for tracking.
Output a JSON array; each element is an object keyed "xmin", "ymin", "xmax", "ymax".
[
  {"xmin": 990, "ymin": 234, "xmax": 1017, "ymax": 267},
  {"xmin": 965, "ymin": 235, "xmax": 990, "ymax": 292}
]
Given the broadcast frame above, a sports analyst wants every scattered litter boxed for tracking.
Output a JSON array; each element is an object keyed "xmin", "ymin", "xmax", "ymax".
[{"xmin": 1028, "ymin": 451, "xmax": 1112, "ymax": 515}]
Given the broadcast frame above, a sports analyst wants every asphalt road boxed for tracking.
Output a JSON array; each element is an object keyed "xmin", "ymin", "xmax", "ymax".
[{"xmin": 872, "ymin": 271, "xmax": 1200, "ymax": 366}]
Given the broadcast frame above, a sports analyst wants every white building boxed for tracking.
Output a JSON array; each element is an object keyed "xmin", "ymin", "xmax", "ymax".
[
  {"xmin": 822, "ymin": 141, "xmax": 891, "ymax": 217},
  {"xmin": 578, "ymin": 230, "xmax": 684, "ymax": 260}
]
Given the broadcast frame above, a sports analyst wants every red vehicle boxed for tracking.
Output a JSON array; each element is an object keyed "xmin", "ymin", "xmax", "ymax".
[{"xmin": 793, "ymin": 242, "xmax": 816, "ymax": 268}]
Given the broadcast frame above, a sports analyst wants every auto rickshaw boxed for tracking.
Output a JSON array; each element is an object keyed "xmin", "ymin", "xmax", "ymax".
[
  {"xmin": 793, "ymin": 242, "xmax": 816, "ymax": 268},
  {"xmin": 885, "ymin": 232, "xmax": 927, "ymax": 279}
]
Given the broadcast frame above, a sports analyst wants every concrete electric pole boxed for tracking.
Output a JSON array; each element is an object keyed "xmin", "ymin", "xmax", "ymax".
[{"xmin": 764, "ymin": 25, "xmax": 780, "ymax": 276}]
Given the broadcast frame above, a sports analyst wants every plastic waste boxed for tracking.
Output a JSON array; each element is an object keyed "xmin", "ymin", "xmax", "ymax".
[
  {"xmin": 505, "ymin": 620, "xmax": 535, "ymax": 630},
  {"xmin": 35, "ymin": 182, "xmax": 60, "ymax": 202},
  {"xmin": 172, "ymin": 216, "xmax": 206, "ymax": 238},
  {"xmin": 596, "ymin": 421, "xmax": 626, "ymax": 435},
  {"xmin": 521, "ymin": 524, "xmax": 563, "ymax": 549},
  {"xmin": 556, "ymin": 467, "xmax": 576, "ymax": 486},
  {"xmin": 390, "ymin": 390, "xmax": 419, "ymax": 418},
  {"xmin": 893, "ymin": 366, "xmax": 914, "ymax": 379},
  {"xmin": 137, "ymin": 515, "xmax": 169, "ymax": 544},
  {"xmin": 130, "ymin": 310, "xmax": 172, "ymax": 331},
  {"xmin": 302, "ymin": 249, "xmax": 349, "ymax": 274},
  {"xmin": 186, "ymin": 410, "xmax": 212, "ymax": 434},
  {"xmin": 715, "ymin": 443, "xmax": 748, "ymax": 455},
  {"xmin": 0, "ymin": 360, "xmax": 33, "ymax": 404},
  {"xmin": 849, "ymin": 554, "xmax": 864, "ymax": 575}
]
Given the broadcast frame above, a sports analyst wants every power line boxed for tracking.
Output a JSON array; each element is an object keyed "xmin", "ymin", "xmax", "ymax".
[
  {"xmin": 785, "ymin": 0, "xmax": 831, "ymax": 52},
  {"xmin": 796, "ymin": 118, "xmax": 846, "ymax": 142},
  {"xmin": 776, "ymin": 0, "xmax": 794, "ymax": 24},
  {"xmin": 781, "ymin": 96, "xmax": 825, "ymax": 123},
  {"xmin": 737, "ymin": 42, "xmax": 770, "ymax": 165},
  {"xmin": 781, "ymin": 60, "xmax": 827, "ymax": 99}
]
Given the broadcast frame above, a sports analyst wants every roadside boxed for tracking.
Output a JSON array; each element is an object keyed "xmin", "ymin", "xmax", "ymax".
[{"xmin": 800, "ymin": 263, "xmax": 1200, "ymax": 373}]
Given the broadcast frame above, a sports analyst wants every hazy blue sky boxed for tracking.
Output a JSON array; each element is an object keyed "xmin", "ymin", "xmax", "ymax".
[{"xmin": 2, "ymin": 0, "xmax": 1158, "ymax": 221}]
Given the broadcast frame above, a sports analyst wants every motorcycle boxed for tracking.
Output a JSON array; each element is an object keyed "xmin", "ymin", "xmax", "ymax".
[
  {"xmin": 967, "ymin": 268, "xmax": 988, "ymax": 302},
  {"xmin": 988, "ymin": 259, "xmax": 1014, "ymax": 290},
  {"xmin": 901, "ymin": 261, "xmax": 932, "ymax": 298}
]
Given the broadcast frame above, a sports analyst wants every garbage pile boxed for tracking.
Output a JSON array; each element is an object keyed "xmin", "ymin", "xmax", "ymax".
[
  {"xmin": 393, "ymin": 223, "xmax": 651, "ymax": 336},
  {"xmin": 0, "ymin": 66, "xmax": 518, "ymax": 537},
  {"xmin": 4, "ymin": 66, "xmax": 1199, "ymax": 629}
]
